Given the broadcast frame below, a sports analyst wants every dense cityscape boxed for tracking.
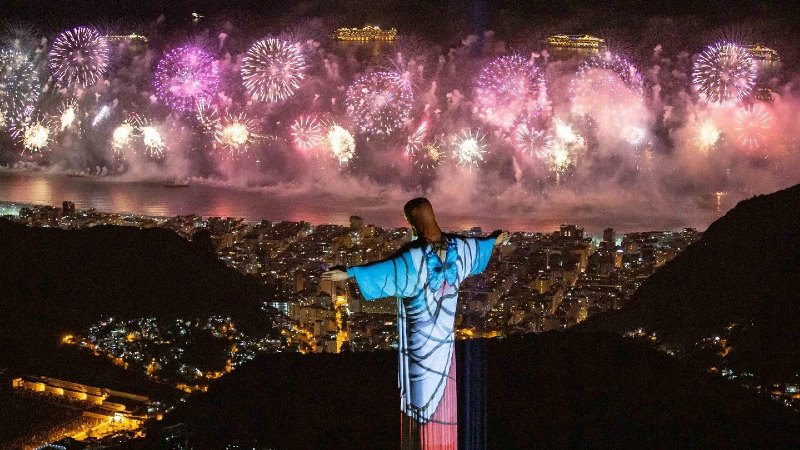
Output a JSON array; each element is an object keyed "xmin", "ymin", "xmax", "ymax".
[
  {"xmin": 5, "ymin": 199, "xmax": 703, "ymax": 345},
  {"xmin": 1, "ymin": 198, "xmax": 708, "ymax": 447}
]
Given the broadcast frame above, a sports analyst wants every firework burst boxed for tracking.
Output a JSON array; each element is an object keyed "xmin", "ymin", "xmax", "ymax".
[
  {"xmin": 515, "ymin": 123, "xmax": 547, "ymax": 157},
  {"xmin": 212, "ymin": 112, "xmax": 259, "ymax": 158},
  {"xmin": 575, "ymin": 52, "xmax": 643, "ymax": 95},
  {"xmin": 693, "ymin": 118, "xmax": 721, "ymax": 152},
  {"xmin": 571, "ymin": 52, "xmax": 646, "ymax": 142},
  {"xmin": 290, "ymin": 115, "xmax": 326, "ymax": 151},
  {"xmin": 621, "ymin": 126, "xmax": 647, "ymax": 146},
  {"xmin": 474, "ymin": 55, "xmax": 544, "ymax": 129},
  {"xmin": 346, "ymin": 71, "xmax": 413, "ymax": 135},
  {"xmin": 544, "ymin": 141, "xmax": 573, "ymax": 175},
  {"xmin": 405, "ymin": 120, "xmax": 429, "ymax": 155},
  {"xmin": 241, "ymin": 37, "xmax": 306, "ymax": 103},
  {"xmin": 0, "ymin": 48, "xmax": 41, "ymax": 126},
  {"xmin": 542, "ymin": 119, "xmax": 584, "ymax": 175},
  {"xmin": 111, "ymin": 113, "xmax": 164, "ymax": 158},
  {"xmin": 153, "ymin": 45, "xmax": 220, "ymax": 112},
  {"xmin": 733, "ymin": 104, "xmax": 773, "ymax": 152},
  {"xmin": 141, "ymin": 125, "xmax": 166, "ymax": 158},
  {"xmin": 413, "ymin": 138, "xmax": 446, "ymax": 170},
  {"xmin": 692, "ymin": 42, "xmax": 756, "ymax": 106},
  {"xmin": 58, "ymin": 100, "xmax": 79, "ymax": 131},
  {"xmin": 48, "ymin": 26, "xmax": 109, "ymax": 87},
  {"xmin": 326, "ymin": 124, "xmax": 355, "ymax": 163},
  {"xmin": 453, "ymin": 130, "xmax": 486, "ymax": 167},
  {"xmin": 111, "ymin": 122, "xmax": 135, "ymax": 155},
  {"xmin": 513, "ymin": 112, "xmax": 549, "ymax": 156},
  {"xmin": 12, "ymin": 116, "xmax": 54, "ymax": 155}
]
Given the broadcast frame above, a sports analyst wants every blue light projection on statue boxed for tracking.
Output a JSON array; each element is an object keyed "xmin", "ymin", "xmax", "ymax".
[{"xmin": 348, "ymin": 234, "xmax": 496, "ymax": 449}]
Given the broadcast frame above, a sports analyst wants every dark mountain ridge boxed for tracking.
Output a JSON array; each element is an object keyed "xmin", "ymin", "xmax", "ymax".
[
  {"xmin": 585, "ymin": 183, "xmax": 800, "ymax": 381},
  {"xmin": 0, "ymin": 220, "xmax": 271, "ymax": 374},
  {"xmin": 144, "ymin": 332, "xmax": 800, "ymax": 449}
]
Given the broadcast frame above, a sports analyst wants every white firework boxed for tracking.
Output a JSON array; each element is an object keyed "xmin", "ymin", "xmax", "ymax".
[
  {"xmin": 327, "ymin": 125, "xmax": 355, "ymax": 163},
  {"xmin": 453, "ymin": 130, "xmax": 486, "ymax": 167},
  {"xmin": 241, "ymin": 37, "xmax": 306, "ymax": 103}
]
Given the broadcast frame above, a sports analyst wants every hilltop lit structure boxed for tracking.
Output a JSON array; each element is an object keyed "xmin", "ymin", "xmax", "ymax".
[
  {"xmin": 547, "ymin": 34, "xmax": 606, "ymax": 51},
  {"xmin": 754, "ymin": 87, "xmax": 774, "ymax": 101},
  {"xmin": 12, "ymin": 375, "xmax": 149, "ymax": 438},
  {"xmin": 332, "ymin": 25, "xmax": 397, "ymax": 41},
  {"xmin": 105, "ymin": 33, "xmax": 149, "ymax": 43},
  {"xmin": 746, "ymin": 43, "xmax": 779, "ymax": 62}
]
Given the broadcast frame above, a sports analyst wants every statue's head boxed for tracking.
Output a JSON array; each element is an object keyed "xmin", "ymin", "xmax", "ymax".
[{"xmin": 404, "ymin": 197, "xmax": 437, "ymax": 238}]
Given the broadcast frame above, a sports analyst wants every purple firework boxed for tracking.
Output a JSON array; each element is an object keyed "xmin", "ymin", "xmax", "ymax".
[
  {"xmin": 153, "ymin": 45, "xmax": 220, "ymax": 112},
  {"xmin": 474, "ymin": 55, "xmax": 544, "ymax": 129},
  {"xmin": 48, "ymin": 26, "xmax": 109, "ymax": 88},
  {"xmin": 692, "ymin": 41, "xmax": 756, "ymax": 106}
]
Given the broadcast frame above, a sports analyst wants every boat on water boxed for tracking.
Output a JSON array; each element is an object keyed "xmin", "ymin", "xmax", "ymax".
[{"xmin": 163, "ymin": 178, "xmax": 190, "ymax": 187}]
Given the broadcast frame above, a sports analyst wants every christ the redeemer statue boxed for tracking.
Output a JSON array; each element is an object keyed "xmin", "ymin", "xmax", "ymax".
[{"xmin": 323, "ymin": 198, "xmax": 507, "ymax": 449}]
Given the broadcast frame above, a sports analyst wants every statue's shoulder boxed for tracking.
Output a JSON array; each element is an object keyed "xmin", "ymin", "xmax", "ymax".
[
  {"xmin": 443, "ymin": 232, "xmax": 468, "ymax": 244},
  {"xmin": 388, "ymin": 239, "xmax": 426, "ymax": 259}
]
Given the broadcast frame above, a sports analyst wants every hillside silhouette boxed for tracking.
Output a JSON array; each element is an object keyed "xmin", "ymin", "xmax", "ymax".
[
  {"xmin": 142, "ymin": 332, "xmax": 800, "ymax": 449},
  {"xmin": 585, "ymin": 184, "xmax": 800, "ymax": 381},
  {"xmin": 0, "ymin": 220, "xmax": 271, "ymax": 383}
]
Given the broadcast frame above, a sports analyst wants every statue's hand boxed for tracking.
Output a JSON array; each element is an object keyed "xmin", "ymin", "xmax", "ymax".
[
  {"xmin": 494, "ymin": 231, "xmax": 510, "ymax": 246},
  {"xmin": 321, "ymin": 269, "xmax": 349, "ymax": 282}
]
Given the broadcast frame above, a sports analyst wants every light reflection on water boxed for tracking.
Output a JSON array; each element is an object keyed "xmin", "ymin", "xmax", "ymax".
[{"xmin": 0, "ymin": 172, "xmax": 720, "ymax": 232}]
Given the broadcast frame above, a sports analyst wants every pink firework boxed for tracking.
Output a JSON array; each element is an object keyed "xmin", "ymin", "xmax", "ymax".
[
  {"xmin": 474, "ymin": 55, "xmax": 544, "ymax": 129},
  {"xmin": 290, "ymin": 115, "xmax": 326, "ymax": 151},
  {"xmin": 573, "ymin": 52, "xmax": 643, "ymax": 97},
  {"xmin": 570, "ymin": 52, "xmax": 647, "ymax": 143},
  {"xmin": 345, "ymin": 71, "xmax": 413, "ymax": 135},
  {"xmin": 513, "ymin": 113, "xmax": 549, "ymax": 157},
  {"xmin": 733, "ymin": 104, "xmax": 773, "ymax": 152},
  {"xmin": 153, "ymin": 45, "xmax": 220, "ymax": 112},
  {"xmin": 405, "ymin": 120, "xmax": 429, "ymax": 156}
]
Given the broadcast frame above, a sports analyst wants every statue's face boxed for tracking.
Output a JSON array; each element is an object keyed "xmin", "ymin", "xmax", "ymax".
[{"xmin": 405, "ymin": 214, "xmax": 418, "ymax": 240}]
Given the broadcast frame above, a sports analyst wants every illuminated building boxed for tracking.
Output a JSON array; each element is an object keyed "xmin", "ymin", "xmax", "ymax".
[
  {"xmin": 614, "ymin": 250, "xmax": 624, "ymax": 269},
  {"xmin": 105, "ymin": 34, "xmax": 149, "ymax": 43},
  {"xmin": 61, "ymin": 201, "xmax": 76, "ymax": 217},
  {"xmin": 746, "ymin": 44, "xmax": 780, "ymax": 77},
  {"xmin": 603, "ymin": 228, "xmax": 615, "ymax": 244},
  {"xmin": 546, "ymin": 34, "xmax": 605, "ymax": 50},
  {"xmin": 294, "ymin": 272, "xmax": 306, "ymax": 293},
  {"xmin": 105, "ymin": 34, "xmax": 149, "ymax": 55},
  {"xmin": 560, "ymin": 224, "xmax": 584, "ymax": 240},
  {"xmin": 332, "ymin": 25, "xmax": 397, "ymax": 41},
  {"xmin": 158, "ymin": 423, "xmax": 191, "ymax": 450},
  {"xmin": 333, "ymin": 290, "xmax": 350, "ymax": 352},
  {"xmin": 12, "ymin": 375, "xmax": 149, "ymax": 438},
  {"xmin": 360, "ymin": 296, "xmax": 396, "ymax": 314},
  {"xmin": 754, "ymin": 87, "xmax": 774, "ymax": 102},
  {"xmin": 350, "ymin": 215, "xmax": 364, "ymax": 230},
  {"xmin": 746, "ymin": 44, "xmax": 779, "ymax": 62}
]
